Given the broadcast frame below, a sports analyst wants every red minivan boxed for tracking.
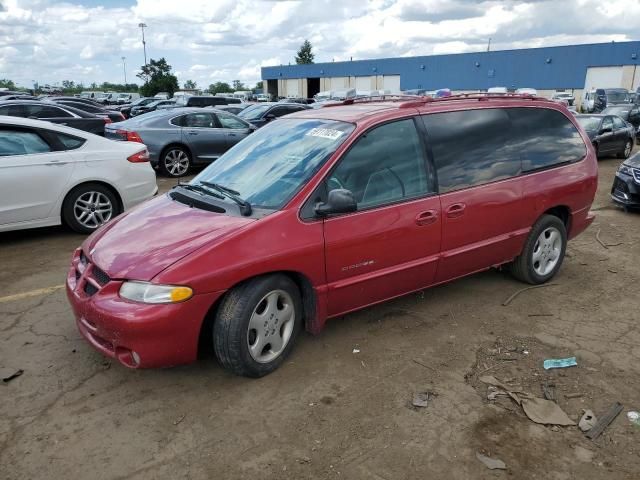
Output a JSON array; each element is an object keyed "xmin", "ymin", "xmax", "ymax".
[{"xmin": 67, "ymin": 94, "xmax": 597, "ymax": 377}]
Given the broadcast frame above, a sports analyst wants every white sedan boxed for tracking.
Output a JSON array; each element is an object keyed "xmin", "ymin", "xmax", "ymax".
[{"xmin": 0, "ymin": 116, "xmax": 157, "ymax": 234}]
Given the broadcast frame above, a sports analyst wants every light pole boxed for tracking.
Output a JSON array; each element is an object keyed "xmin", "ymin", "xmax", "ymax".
[
  {"xmin": 487, "ymin": 37, "xmax": 492, "ymax": 52},
  {"xmin": 121, "ymin": 57, "xmax": 127, "ymax": 84},
  {"xmin": 138, "ymin": 23, "xmax": 148, "ymax": 67}
]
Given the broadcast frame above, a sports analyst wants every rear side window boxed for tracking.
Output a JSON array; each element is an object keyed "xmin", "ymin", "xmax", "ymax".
[
  {"xmin": 26, "ymin": 105, "xmax": 73, "ymax": 118},
  {"xmin": 612, "ymin": 116, "xmax": 626, "ymax": 129},
  {"xmin": 0, "ymin": 128, "xmax": 52, "ymax": 156},
  {"xmin": 422, "ymin": 109, "xmax": 521, "ymax": 193},
  {"xmin": 330, "ymin": 118, "xmax": 431, "ymax": 209},
  {"xmin": 216, "ymin": 112, "xmax": 248, "ymax": 129},
  {"xmin": 53, "ymin": 132, "xmax": 86, "ymax": 150},
  {"xmin": 508, "ymin": 108, "xmax": 586, "ymax": 172},
  {"xmin": 0, "ymin": 104, "xmax": 27, "ymax": 117}
]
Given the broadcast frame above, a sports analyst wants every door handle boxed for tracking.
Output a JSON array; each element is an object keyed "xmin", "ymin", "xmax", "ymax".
[
  {"xmin": 446, "ymin": 203, "xmax": 466, "ymax": 218},
  {"xmin": 47, "ymin": 160, "xmax": 69, "ymax": 166},
  {"xmin": 415, "ymin": 210, "xmax": 438, "ymax": 226},
  {"xmin": 228, "ymin": 133, "xmax": 236, "ymax": 137},
  {"xmin": 187, "ymin": 130, "xmax": 198, "ymax": 135}
]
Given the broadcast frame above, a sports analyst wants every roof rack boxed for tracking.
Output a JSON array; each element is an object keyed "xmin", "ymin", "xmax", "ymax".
[{"xmin": 321, "ymin": 92, "xmax": 554, "ymax": 109}]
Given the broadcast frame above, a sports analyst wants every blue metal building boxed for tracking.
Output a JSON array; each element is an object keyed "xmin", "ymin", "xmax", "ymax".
[{"xmin": 261, "ymin": 41, "xmax": 640, "ymax": 99}]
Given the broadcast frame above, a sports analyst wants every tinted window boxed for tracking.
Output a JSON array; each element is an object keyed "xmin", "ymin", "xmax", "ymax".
[
  {"xmin": 53, "ymin": 132, "xmax": 86, "ymax": 150},
  {"xmin": 422, "ymin": 109, "xmax": 520, "ymax": 193},
  {"xmin": 26, "ymin": 105, "xmax": 73, "ymax": 118},
  {"xmin": 183, "ymin": 113, "xmax": 215, "ymax": 128},
  {"xmin": 602, "ymin": 116, "xmax": 614, "ymax": 131},
  {"xmin": 0, "ymin": 104, "xmax": 27, "ymax": 117},
  {"xmin": 612, "ymin": 116, "xmax": 626, "ymax": 129},
  {"xmin": 216, "ymin": 112, "xmax": 248, "ymax": 129},
  {"xmin": 0, "ymin": 128, "xmax": 51, "ymax": 156},
  {"xmin": 170, "ymin": 115, "xmax": 185, "ymax": 126},
  {"xmin": 508, "ymin": 108, "xmax": 586, "ymax": 172},
  {"xmin": 330, "ymin": 119, "xmax": 430, "ymax": 209}
]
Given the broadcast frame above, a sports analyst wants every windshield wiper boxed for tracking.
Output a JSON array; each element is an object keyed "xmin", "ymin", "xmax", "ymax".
[
  {"xmin": 173, "ymin": 183, "xmax": 224, "ymax": 199},
  {"xmin": 199, "ymin": 181, "xmax": 252, "ymax": 216}
]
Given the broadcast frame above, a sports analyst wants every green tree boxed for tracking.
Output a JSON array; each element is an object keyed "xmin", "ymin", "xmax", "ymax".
[
  {"xmin": 184, "ymin": 79, "xmax": 197, "ymax": 90},
  {"xmin": 0, "ymin": 78, "xmax": 16, "ymax": 90},
  {"xmin": 137, "ymin": 58, "xmax": 179, "ymax": 97},
  {"xmin": 232, "ymin": 79, "xmax": 246, "ymax": 91},
  {"xmin": 208, "ymin": 82, "xmax": 233, "ymax": 94},
  {"xmin": 254, "ymin": 81, "xmax": 263, "ymax": 91},
  {"xmin": 295, "ymin": 40, "xmax": 314, "ymax": 64}
]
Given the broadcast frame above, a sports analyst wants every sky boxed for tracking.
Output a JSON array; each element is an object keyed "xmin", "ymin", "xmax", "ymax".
[{"xmin": 1, "ymin": 0, "xmax": 639, "ymax": 89}]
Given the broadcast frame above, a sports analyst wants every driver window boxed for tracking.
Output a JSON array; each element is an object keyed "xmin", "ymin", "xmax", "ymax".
[
  {"xmin": 329, "ymin": 118, "xmax": 431, "ymax": 210},
  {"xmin": 601, "ymin": 117, "xmax": 613, "ymax": 131}
]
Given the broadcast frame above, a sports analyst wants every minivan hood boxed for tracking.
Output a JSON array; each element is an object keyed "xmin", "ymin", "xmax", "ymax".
[{"xmin": 84, "ymin": 194, "xmax": 254, "ymax": 281}]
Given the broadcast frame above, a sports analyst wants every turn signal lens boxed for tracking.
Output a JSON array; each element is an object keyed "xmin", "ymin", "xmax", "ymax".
[
  {"xmin": 170, "ymin": 287, "xmax": 193, "ymax": 303},
  {"xmin": 127, "ymin": 149, "xmax": 150, "ymax": 163}
]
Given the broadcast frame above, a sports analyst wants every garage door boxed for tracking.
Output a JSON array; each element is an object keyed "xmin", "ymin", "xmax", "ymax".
[
  {"xmin": 584, "ymin": 67, "xmax": 623, "ymax": 91},
  {"xmin": 285, "ymin": 79, "xmax": 299, "ymax": 97},
  {"xmin": 355, "ymin": 76, "xmax": 372, "ymax": 91},
  {"xmin": 382, "ymin": 75, "xmax": 401, "ymax": 92},
  {"xmin": 329, "ymin": 77, "xmax": 349, "ymax": 90}
]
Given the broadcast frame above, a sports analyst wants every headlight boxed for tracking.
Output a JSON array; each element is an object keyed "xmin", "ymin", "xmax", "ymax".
[
  {"xmin": 619, "ymin": 164, "xmax": 634, "ymax": 176},
  {"xmin": 119, "ymin": 281, "xmax": 193, "ymax": 304}
]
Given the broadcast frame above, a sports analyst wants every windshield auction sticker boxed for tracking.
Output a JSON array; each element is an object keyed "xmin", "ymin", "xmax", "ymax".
[{"xmin": 306, "ymin": 128, "xmax": 344, "ymax": 140}]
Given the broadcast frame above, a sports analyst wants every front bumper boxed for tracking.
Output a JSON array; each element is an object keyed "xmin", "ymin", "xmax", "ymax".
[
  {"xmin": 66, "ymin": 249, "xmax": 224, "ymax": 368},
  {"xmin": 611, "ymin": 173, "xmax": 640, "ymax": 207}
]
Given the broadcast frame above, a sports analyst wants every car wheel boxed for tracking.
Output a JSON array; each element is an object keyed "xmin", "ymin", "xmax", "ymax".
[
  {"xmin": 213, "ymin": 274, "xmax": 302, "ymax": 377},
  {"xmin": 62, "ymin": 183, "xmax": 119, "ymax": 234},
  {"xmin": 160, "ymin": 146, "xmax": 191, "ymax": 177},
  {"xmin": 619, "ymin": 139, "xmax": 632, "ymax": 159},
  {"xmin": 509, "ymin": 214, "xmax": 567, "ymax": 285}
]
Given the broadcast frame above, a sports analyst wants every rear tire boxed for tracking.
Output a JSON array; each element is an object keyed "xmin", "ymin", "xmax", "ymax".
[
  {"xmin": 618, "ymin": 139, "xmax": 632, "ymax": 159},
  {"xmin": 62, "ymin": 183, "xmax": 119, "ymax": 234},
  {"xmin": 159, "ymin": 146, "xmax": 191, "ymax": 177},
  {"xmin": 509, "ymin": 215, "xmax": 567, "ymax": 285},
  {"xmin": 213, "ymin": 274, "xmax": 303, "ymax": 377}
]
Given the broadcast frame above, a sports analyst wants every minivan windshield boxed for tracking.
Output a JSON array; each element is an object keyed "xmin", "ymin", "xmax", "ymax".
[
  {"xmin": 605, "ymin": 89, "xmax": 629, "ymax": 103},
  {"xmin": 191, "ymin": 118, "xmax": 354, "ymax": 209}
]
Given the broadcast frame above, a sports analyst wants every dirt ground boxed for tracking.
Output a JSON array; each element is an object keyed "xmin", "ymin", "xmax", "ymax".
[{"xmin": 1, "ymin": 155, "xmax": 639, "ymax": 480}]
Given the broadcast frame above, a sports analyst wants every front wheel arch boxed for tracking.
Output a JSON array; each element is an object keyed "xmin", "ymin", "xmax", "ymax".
[{"xmin": 60, "ymin": 181, "xmax": 123, "ymax": 223}]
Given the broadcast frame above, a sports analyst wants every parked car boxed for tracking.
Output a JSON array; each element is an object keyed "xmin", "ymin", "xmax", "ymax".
[
  {"xmin": 515, "ymin": 88, "xmax": 537, "ymax": 95},
  {"xmin": 66, "ymin": 96, "xmax": 596, "ymax": 376},
  {"xmin": 130, "ymin": 99, "xmax": 175, "ymax": 117},
  {"xmin": 256, "ymin": 93, "xmax": 271, "ymax": 102},
  {"xmin": 94, "ymin": 92, "xmax": 118, "ymax": 105},
  {"xmin": 238, "ymin": 102, "xmax": 310, "ymax": 128},
  {"xmin": 0, "ymin": 116, "xmax": 156, "ymax": 233},
  {"xmin": 174, "ymin": 96, "xmax": 241, "ymax": 108},
  {"xmin": 47, "ymin": 99, "xmax": 126, "ymax": 123},
  {"xmin": 0, "ymin": 94, "xmax": 36, "ymax": 100},
  {"xmin": 154, "ymin": 92, "xmax": 170, "ymax": 100},
  {"xmin": 279, "ymin": 97, "xmax": 315, "ymax": 105},
  {"xmin": 551, "ymin": 91, "xmax": 575, "ymax": 106},
  {"xmin": 47, "ymin": 96, "xmax": 104, "ymax": 108},
  {"xmin": 575, "ymin": 114, "xmax": 634, "ymax": 158},
  {"xmin": 601, "ymin": 105, "xmax": 640, "ymax": 144},
  {"xmin": 582, "ymin": 88, "xmax": 630, "ymax": 113},
  {"xmin": 116, "ymin": 93, "xmax": 140, "ymax": 104},
  {"xmin": 210, "ymin": 104, "xmax": 251, "ymax": 115},
  {"xmin": 611, "ymin": 151, "xmax": 640, "ymax": 209},
  {"xmin": 0, "ymin": 100, "xmax": 110, "ymax": 135},
  {"xmin": 105, "ymin": 107, "xmax": 255, "ymax": 177},
  {"xmin": 80, "ymin": 91, "xmax": 101, "ymax": 100},
  {"xmin": 117, "ymin": 97, "xmax": 156, "ymax": 118},
  {"xmin": 487, "ymin": 86, "xmax": 508, "ymax": 94}
]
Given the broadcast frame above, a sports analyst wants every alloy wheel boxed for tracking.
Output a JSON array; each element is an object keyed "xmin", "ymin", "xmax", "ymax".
[
  {"xmin": 164, "ymin": 149, "xmax": 189, "ymax": 176},
  {"xmin": 73, "ymin": 191, "xmax": 113, "ymax": 230},
  {"xmin": 247, "ymin": 290, "xmax": 295, "ymax": 363}
]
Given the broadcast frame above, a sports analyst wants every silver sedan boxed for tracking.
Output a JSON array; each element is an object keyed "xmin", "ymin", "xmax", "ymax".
[{"xmin": 105, "ymin": 107, "xmax": 256, "ymax": 177}]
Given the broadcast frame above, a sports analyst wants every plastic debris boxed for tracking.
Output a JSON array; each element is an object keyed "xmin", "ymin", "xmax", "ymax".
[
  {"xmin": 476, "ymin": 452, "xmax": 506, "ymax": 470},
  {"xmin": 579, "ymin": 410, "xmax": 597, "ymax": 432},
  {"xmin": 586, "ymin": 402, "xmax": 624, "ymax": 440},
  {"xmin": 412, "ymin": 392, "xmax": 430, "ymax": 408},
  {"xmin": 627, "ymin": 411, "xmax": 640, "ymax": 426},
  {"xmin": 521, "ymin": 397, "xmax": 575, "ymax": 426},
  {"xmin": 1, "ymin": 368, "xmax": 24, "ymax": 383},
  {"xmin": 479, "ymin": 375, "xmax": 521, "ymax": 405},
  {"xmin": 543, "ymin": 357, "xmax": 577, "ymax": 370},
  {"xmin": 352, "ymin": 349, "xmax": 360, "ymax": 354}
]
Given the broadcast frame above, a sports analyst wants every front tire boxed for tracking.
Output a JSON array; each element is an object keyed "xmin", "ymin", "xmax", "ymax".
[
  {"xmin": 509, "ymin": 215, "xmax": 567, "ymax": 285},
  {"xmin": 213, "ymin": 275, "xmax": 303, "ymax": 377},
  {"xmin": 62, "ymin": 183, "xmax": 119, "ymax": 234},
  {"xmin": 160, "ymin": 146, "xmax": 191, "ymax": 177}
]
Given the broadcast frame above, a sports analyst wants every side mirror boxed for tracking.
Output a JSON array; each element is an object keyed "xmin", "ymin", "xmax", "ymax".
[
  {"xmin": 315, "ymin": 189, "xmax": 357, "ymax": 216},
  {"xmin": 265, "ymin": 113, "xmax": 276, "ymax": 121},
  {"xmin": 599, "ymin": 127, "xmax": 612, "ymax": 134}
]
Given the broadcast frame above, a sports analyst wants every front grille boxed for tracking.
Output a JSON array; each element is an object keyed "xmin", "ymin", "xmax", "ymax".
[
  {"xmin": 84, "ymin": 282, "xmax": 98, "ymax": 296},
  {"xmin": 92, "ymin": 266, "xmax": 111, "ymax": 286}
]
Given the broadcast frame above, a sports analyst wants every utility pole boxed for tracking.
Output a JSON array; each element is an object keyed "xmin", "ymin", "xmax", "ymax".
[
  {"xmin": 121, "ymin": 57, "xmax": 127, "ymax": 84},
  {"xmin": 138, "ymin": 23, "xmax": 148, "ymax": 67},
  {"xmin": 487, "ymin": 37, "xmax": 492, "ymax": 52}
]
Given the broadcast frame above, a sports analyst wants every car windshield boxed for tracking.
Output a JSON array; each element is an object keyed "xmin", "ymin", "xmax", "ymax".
[
  {"xmin": 576, "ymin": 116, "xmax": 601, "ymax": 131},
  {"xmin": 239, "ymin": 104, "xmax": 272, "ymax": 120},
  {"xmin": 605, "ymin": 90, "xmax": 629, "ymax": 103},
  {"xmin": 602, "ymin": 106, "xmax": 630, "ymax": 116},
  {"xmin": 191, "ymin": 118, "xmax": 355, "ymax": 209}
]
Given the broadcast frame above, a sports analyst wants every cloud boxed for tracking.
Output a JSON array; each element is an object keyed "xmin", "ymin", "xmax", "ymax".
[{"xmin": 1, "ymin": 0, "xmax": 639, "ymax": 89}]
